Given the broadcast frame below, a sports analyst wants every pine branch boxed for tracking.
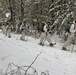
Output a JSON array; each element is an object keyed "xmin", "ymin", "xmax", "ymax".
[
  {"xmin": 50, "ymin": 0, "xmax": 61, "ymax": 8},
  {"xmin": 48, "ymin": 4, "xmax": 67, "ymax": 14},
  {"xmin": 58, "ymin": 12, "xmax": 73, "ymax": 30}
]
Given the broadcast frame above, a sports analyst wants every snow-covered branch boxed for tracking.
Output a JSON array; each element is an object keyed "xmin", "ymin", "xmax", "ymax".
[
  {"xmin": 48, "ymin": 5, "xmax": 61, "ymax": 14},
  {"xmin": 48, "ymin": 4, "xmax": 67, "ymax": 14},
  {"xmin": 50, "ymin": 0, "xmax": 61, "ymax": 8},
  {"xmin": 58, "ymin": 12, "xmax": 74, "ymax": 30}
]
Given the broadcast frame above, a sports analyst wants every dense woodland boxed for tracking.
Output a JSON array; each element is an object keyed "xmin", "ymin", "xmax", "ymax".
[
  {"xmin": 0, "ymin": 0, "xmax": 76, "ymax": 34},
  {"xmin": 0, "ymin": 1, "xmax": 76, "ymax": 74}
]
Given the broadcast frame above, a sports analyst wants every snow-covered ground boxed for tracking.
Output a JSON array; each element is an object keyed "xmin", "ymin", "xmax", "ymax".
[{"xmin": 0, "ymin": 30, "xmax": 76, "ymax": 75}]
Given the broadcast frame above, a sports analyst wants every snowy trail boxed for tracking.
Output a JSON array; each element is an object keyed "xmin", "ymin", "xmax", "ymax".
[{"xmin": 0, "ymin": 33, "xmax": 76, "ymax": 75}]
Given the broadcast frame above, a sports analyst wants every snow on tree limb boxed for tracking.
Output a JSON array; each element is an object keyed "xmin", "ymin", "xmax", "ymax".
[
  {"xmin": 50, "ymin": 0, "xmax": 61, "ymax": 8},
  {"xmin": 40, "ymin": 15, "xmax": 52, "ymax": 20},
  {"xmin": 50, "ymin": 11, "xmax": 68, "ymax": 33},
  {"xmin": 48, "ymin": 5, "xmax": 61, "ymax": 14},
  {"xmin": 48, "ymin": 4, "xmax": 67, "ymax": 14},
  {"xmin": 58, "ymin": 12, "xmax": 74, "ymax": 30}
]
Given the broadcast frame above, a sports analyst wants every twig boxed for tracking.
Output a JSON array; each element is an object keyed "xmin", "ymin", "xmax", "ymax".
[
  {"xmin": 0, "ymin": 54, "xmax": 11, "ymax": 61},
  {"xmin": 25, "ymin": 52, "xmax": 42, "ymax": 75},
  {"xmin": 12, "ymin": 63, "xmax": 37, "ymax": 72},
  {"xmin": 12, "ymin": 63, "xmax": 26, "ymax": 71},
  {"xmin": 5, "ymin": 63, "xmax": 11, "ymax": 75}
]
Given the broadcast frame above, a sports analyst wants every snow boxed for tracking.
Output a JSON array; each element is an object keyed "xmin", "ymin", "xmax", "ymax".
[
  {"xmin": 0, "ymin": 30, "xmax": 76, "ymax": 75},
  {"xmin": 5, "ymin": 13, "xmax": 10, "ymax": 18}
]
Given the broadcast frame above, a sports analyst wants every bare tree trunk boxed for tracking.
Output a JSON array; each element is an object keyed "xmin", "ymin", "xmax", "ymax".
[
  {"xmin": 8, "ymin": 0, "xmax": 16, "ymax": 27},
  {"xmin": 51, "ymin": 0, "xmax": 54, "ymax": 18},
  {"xmin": 8, "ymin": 0, "xmax": 13, "ymax": 22},
  {"xmin": 20, "ymin": 0, "xmax": 24, "ymax": 21}
]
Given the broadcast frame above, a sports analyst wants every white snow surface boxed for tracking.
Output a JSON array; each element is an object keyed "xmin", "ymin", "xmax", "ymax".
[{"xmin": 0, "ymin": 31, "xmax": 76, "ymax": 75}]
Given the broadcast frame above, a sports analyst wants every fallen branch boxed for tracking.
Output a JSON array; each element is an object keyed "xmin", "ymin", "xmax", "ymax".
[
  {"xmin": 12, "ymin": 63, "xmax": 26, "ymax": 71},
  {"xmin": 25, "ymin": 52, "xmax": 42, "ymax": 75}
]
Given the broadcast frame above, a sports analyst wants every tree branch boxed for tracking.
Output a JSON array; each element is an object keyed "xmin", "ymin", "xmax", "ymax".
[{"xmin": 25, "ymin": 52, "xmax": 42, "ymax": 75}]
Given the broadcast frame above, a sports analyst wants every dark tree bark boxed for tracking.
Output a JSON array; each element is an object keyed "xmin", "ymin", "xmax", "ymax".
[
  {"xmin": 20, "ymin": 0, "xmax": 24, "ymax": 21},
  {"xmin": 8, "ymin": 0, "xmax": 16, "ymax": 27}
]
